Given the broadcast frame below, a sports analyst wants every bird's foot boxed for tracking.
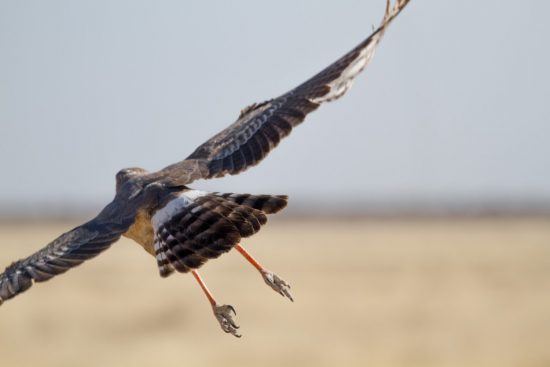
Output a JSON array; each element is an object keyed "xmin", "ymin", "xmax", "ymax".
[
  {"xmin": 261, "ymin": 270, "xmax": 293, "ymax": 302},
  {"xmin": 213, "ymin": 304, "xmax": 241, "ymax": 337}
]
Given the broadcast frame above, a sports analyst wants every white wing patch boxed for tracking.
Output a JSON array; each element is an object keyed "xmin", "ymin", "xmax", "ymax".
[
  {"xmin": 311, "ymin": 34, "xmax": 382, "ymax": 104},
  {"xmin": 310, "ymin": 0, "xmax": 410, "ymax": 104}
]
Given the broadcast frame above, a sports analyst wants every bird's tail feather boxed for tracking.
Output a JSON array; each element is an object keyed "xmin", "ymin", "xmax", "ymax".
[
  {"xmin": 213, "ymin": 193, "xmax": 288, "ymax": 215},
  {"xmin": 155, "ymin": 192, "xmax": 288, "ymax": 276}
]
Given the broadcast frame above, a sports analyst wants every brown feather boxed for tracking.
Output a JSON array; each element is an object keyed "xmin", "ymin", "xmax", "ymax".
[{"xmin": 152, "ymin": 192, "xmax": 287, "ymax": 276}]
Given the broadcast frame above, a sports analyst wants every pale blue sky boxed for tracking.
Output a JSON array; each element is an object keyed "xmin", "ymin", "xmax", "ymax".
[{"xmin": 0, "ymin": 1, "xmax": 549, "ymax": 213}]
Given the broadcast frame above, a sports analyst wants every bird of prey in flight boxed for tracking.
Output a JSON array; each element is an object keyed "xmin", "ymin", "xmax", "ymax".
[{"xmin": 0, "ymin": 0, "xmax": 410, "ymax": 337}]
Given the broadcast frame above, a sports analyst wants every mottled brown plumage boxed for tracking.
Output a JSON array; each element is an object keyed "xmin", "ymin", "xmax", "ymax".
[{"xmin": 0, "ymin": 0, "xmax": 411, "ymax": 322}]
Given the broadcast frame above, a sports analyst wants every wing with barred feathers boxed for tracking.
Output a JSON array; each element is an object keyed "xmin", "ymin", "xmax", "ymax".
[
  {"xmin": 0, "ymin": 198, "xmax": 139, "ymax": 305},
  {"xmin": 156, "ymin": 0, "xmax": 410, "ymax": 186}
]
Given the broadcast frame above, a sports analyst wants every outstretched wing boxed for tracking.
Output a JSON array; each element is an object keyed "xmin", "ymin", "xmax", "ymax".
[
  {"xmin": 156, "ymin": 0, "xmax": 410, "ymax": 186},
  {"xmin": 0, "ymin": 198, "xmax": 138, "ymax": 305}
]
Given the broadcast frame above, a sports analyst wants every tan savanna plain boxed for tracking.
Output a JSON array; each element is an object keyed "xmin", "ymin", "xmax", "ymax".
[{"xmin": 1, "ymin": 217, "xmax": 549, "ymax": 367}]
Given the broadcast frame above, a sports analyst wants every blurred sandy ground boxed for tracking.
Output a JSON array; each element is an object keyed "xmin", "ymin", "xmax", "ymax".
[{"xmin": 0, "ymin": 217, "xmax": 549, "ymax": 367}]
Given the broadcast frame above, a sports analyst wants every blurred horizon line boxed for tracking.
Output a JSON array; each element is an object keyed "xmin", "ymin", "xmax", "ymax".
[{"xmin": 1, "ymin": 198, "xmax": 549, "ymax": 222}]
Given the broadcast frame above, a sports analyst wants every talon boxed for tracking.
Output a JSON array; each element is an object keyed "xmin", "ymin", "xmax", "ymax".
[
  {"xmin": 261, "ymin": 270, "xmax": 294, "ymax": 302},
  {"xmin": 213, "ymin": 304, "xmax": 241, "ymax": 337}
]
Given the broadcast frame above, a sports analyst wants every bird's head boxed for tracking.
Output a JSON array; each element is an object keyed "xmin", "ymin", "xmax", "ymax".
[{"xmin": 116, "ymin": 167, "xmax": 148, "ymax": 192}]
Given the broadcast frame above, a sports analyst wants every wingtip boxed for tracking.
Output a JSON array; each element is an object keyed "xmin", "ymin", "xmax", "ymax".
[
  {"xmin": 381, "ymin": 0, "xmax": 410, "ymax": 27},
  {"xmin": 384, "ymin": 0, "xmax": 391, "ymax": 19}
]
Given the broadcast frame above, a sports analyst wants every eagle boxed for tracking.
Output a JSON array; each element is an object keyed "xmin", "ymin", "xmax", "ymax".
[{"xmin": 0, "ymin": 0, "xmax": 410, "ymax": 337}]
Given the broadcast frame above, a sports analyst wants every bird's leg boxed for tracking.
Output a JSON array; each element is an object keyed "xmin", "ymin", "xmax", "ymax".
[
  {"xmin": 191, "ymin": 270, "xmax": 240, "ymax": 337},
  {"xmin": 234, "ymin": 244, "xmax": 293, "ymax": 302}
]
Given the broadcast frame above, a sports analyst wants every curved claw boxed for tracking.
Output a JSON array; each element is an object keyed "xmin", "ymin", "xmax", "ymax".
[
  {"xmin": 261, "ymin": 270, "xmax": 294, "ymax": 302},
  {"xmin": 213, "ymin": 304, "xmax": 241, "ymax": 338}
]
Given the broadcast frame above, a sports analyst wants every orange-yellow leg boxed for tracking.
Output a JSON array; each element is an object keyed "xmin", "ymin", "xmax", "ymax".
[
  {"xmin": 191, "ymin": 270, "xmax": 240, "ymax": 337},
  {"xmin": 234, "ymin": 244, "xmax": 293, "ymax": 302}
]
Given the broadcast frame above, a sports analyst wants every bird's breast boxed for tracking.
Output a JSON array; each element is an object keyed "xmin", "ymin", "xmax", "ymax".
[{"xmin": 123, "ymin": 209, "xmax": 155, "ymax": 255}]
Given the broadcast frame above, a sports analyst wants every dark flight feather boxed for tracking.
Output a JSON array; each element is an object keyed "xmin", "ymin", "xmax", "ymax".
[
  {"xmin": 0, "ymin": 199, "xmax": 138, "ymax": 304},
  {"xmin": 155, "ymin": 0, "xmax": 410, "ymax": 186}
]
